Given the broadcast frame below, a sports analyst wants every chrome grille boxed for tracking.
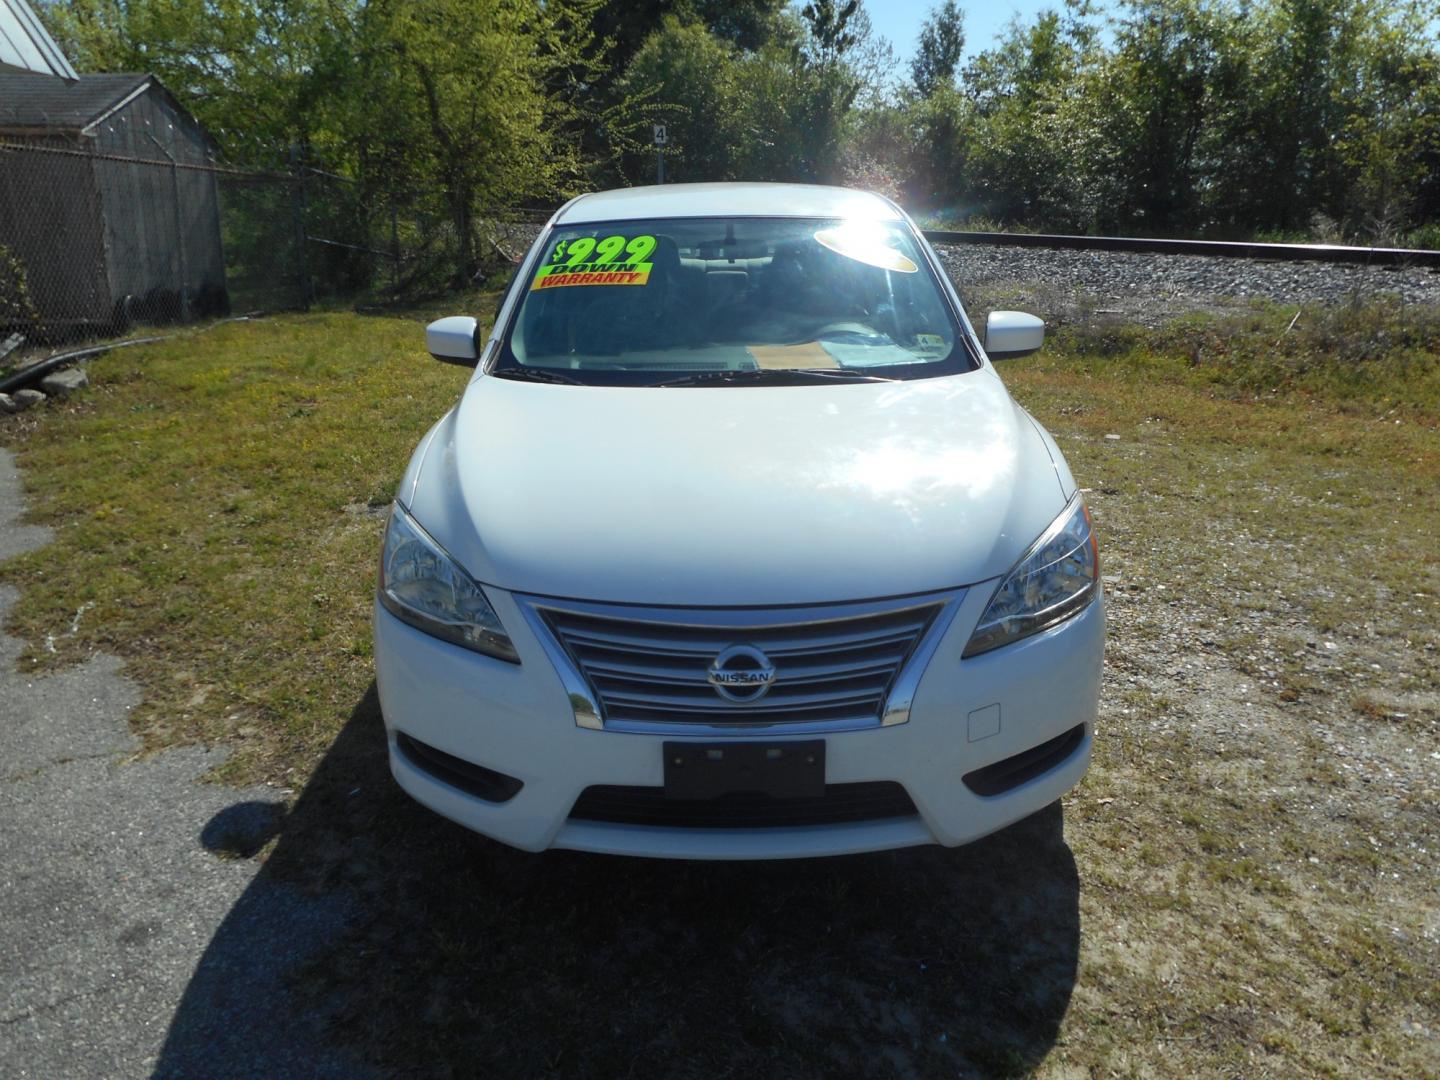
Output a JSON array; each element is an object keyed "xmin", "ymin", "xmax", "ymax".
[{"xmin": 519, "ymin": 594, "xmax": 958, "ymax": 733}]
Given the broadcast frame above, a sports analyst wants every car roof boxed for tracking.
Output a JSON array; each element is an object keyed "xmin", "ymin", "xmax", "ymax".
[{"xmin": 554, "ymin": 182, "xmax": 906, "ymax": 225}]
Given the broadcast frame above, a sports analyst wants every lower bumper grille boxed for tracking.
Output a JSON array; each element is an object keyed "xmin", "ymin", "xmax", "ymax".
[
  {"xmin": 569, "ymin": 782, "xmax": 917, "ymax": 829},
  {"xmin": 396, "ymin": 732, "xmax": 524, "ymax": 804},
  {"xmin": 962, "ymin": 724, "xmax": 1086, "ymax": 797}
]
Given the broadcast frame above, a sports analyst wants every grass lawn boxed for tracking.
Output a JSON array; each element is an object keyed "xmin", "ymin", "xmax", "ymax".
[
  {"xmin": 0, "ymin": 305, "xmax": 486, "ymax": 783},
  {"xmin": 2, "ymin": 299, "xmax": 1437, "ymax": 1076}
]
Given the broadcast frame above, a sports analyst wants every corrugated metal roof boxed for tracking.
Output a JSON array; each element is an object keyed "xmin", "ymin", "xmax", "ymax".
[
  {"xmin": 0, "ymin": 0, "xmax": 78, "ymax": 81},
  {"xmin": 0, "ymin": 72, "xmax": 151, "ymax": 131}
]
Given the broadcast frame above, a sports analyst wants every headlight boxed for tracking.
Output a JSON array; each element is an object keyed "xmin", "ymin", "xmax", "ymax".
[
  {"xmin": 963, "ymin": 494, "xmax": 1098, "ymax": 658},
  {"xmin": 378, "ymin": 503, "xmax": 519, "ymax": 663}
]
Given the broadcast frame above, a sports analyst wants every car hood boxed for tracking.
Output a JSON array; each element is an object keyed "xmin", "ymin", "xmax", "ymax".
[{"xmin": 406, "ymin": 369, "xmax": 1070, "ymax": 606}]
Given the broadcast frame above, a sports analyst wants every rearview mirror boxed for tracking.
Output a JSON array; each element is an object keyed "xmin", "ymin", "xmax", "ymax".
[
  {"xmin": 984, "ymin": 311, "xmax": 1045, "ymax": 360},
  {"xmin": 426, "ymin": 316, "xmax": 480, "ymax": 366}
]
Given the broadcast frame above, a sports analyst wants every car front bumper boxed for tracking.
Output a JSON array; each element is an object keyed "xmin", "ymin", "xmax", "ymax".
[{"xmin": 374, "ymin": 583, "xmax": 1104, "ymax": 860}]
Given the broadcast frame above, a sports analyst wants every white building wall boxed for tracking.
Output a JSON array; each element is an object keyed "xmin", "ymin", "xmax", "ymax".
[{"xmin": 0, "ymin": 0, "xmax": 78, "ymax": 80}]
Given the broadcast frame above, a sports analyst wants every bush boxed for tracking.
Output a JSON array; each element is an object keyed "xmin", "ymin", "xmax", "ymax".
[
  {"xmin": 0, "ymin": 243, "xmax": 40, "ymax": 340},
  {"xmin": 1058, "ymin": 301, "xmax": 1440, "ymax": 417},
  {"xmin": 1404, "ymin": 223, "xmax": 1440, "ymax": 252}
]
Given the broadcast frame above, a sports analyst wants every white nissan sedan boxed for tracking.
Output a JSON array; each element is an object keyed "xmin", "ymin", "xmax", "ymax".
[{"xmin": 373, "ymin": 183, "xmax": 1104, "ymax": 859}]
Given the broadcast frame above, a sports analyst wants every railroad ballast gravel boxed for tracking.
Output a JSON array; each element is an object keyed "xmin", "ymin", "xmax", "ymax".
[{"xmin": 933, "ymin": 241, "xmax": 1440, "ymax": 324}]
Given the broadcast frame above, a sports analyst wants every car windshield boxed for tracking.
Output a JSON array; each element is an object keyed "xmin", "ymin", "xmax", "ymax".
[{"xmin": 494, "ymin": 216, "xmax": 974, "ymax": 386}]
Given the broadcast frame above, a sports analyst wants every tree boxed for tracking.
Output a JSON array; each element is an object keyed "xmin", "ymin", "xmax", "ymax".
[
  {"xmin": 617, "ymin": 16, "xmax": 748, "ymax": 183},
  {"xmin": 41, "ymin": 0, "xmax": 341, "ymax": 160},
  {"xmin": 585, "ymin": 0, "xmax": 789, "ymax": 82},
  {"xmin": 911, "ymin": 1, "xmax": 965, "ymax": 97},
  {"xmin": 363, "ymin": 0, "xmax": 601, "ymax": 283},
  {"xmin": 1093, "ymin": 0, "xmax": 1227, "ymax": 233},
  {"xmin": 794, "ymin": 0, "xmax": 864, "ymax": 179},
  {"xmin": 960, "ymin": 11, "xmax": 1096, "ymax": 228},
  {"xmin": 40, "ymin": 0, "xmax": 1440, "ymax": 255},
  {"xmin": 1202, "ymin": 0, "xmax": 1404, "ymax": 235},
  {"xmin": 1344, "ymin": 3, "xmax": 1440, "ymax": 237},
  {"xmin": 901, "ymin": 83, "xmax": 973, "ymax": 209},
  {"xmin": 800, "ymin": 0, "xmax": 861, "ymax": 68}
]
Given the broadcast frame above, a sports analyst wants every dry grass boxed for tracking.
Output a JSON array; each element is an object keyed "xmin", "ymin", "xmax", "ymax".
[
  {"xmin": 2, "ymin": 300, "xmax": 1437, "ymax": 1076},
  {"xmin": 999, "ymin": 319, "xmax": 1439, "ymax": 1076}
]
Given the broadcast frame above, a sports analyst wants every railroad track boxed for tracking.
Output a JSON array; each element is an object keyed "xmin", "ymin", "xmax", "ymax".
[
  {"xmin": 482, "ymin": 212, "xmax": 1440, "ymax": 267},
  {"xmin": 923, "ymin": 231, "xmax": 1440, "ymax": 325},
  {"xmin": 485, "ymin": 217, "xmax": 1440, "ymax": 312},
  {"xmin": 919, "ymin": 229, "xmax": 1440, "ymax": 268}
]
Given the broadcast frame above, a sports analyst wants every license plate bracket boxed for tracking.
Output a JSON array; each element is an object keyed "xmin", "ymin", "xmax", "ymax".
[{"xmin": 663, "ymin": 741, "xmax": 826, "ymax": 800}]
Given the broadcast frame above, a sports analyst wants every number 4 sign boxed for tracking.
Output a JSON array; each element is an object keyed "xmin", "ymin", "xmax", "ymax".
[{"xmin": 652, "ymin": 124, "xmax": 668, "ymax": 147}]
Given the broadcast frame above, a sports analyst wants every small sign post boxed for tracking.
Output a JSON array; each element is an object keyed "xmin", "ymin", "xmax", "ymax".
[{"xmin": 652, "ymin": 123, "xmax": 667, "ymax": 185}]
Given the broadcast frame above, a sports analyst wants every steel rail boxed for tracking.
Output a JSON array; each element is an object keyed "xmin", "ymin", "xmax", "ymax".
[
  {"xmin": 920, "ymin": 228, "xmax": 1440, "ymax": 268},
  {"xmin": 476, "ymin": 216, "xmax": 1440, "ymax": 266}
]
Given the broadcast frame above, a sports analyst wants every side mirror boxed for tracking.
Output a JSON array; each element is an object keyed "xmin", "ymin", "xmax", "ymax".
[
  {"xmin": 984, "ymin": 311, "xmax": 1046, "ymax": 360},
  {"xmin": 426, "ymin": 316, "xmax": 480, "ymax": 366}
]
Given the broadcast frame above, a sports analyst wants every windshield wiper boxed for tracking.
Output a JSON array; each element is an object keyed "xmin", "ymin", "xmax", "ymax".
[
  {"xmin": 654, "ymin": 368, "xmax": 899, "ymax": 388},
  {"xmin": 492, "ymin": 366, "xmax": 584, "ymax": 385}
]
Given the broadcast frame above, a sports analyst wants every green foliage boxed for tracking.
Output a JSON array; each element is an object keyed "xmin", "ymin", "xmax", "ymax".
[
  {"xmin": 1199, "ymin": 0, "xmax": 1391, "ymax": 234},
  {"xmin": 612, "ymin": 2, "xmax": 889, "ymax": 185},
  {"xmin": 41, "ymin": 0, "xmax": 609, "ymax": 285},
  {"xmin": 911, "ymin": 0, "xmax": 965, "ymax": 97},
  {"xmin": 792, "ymin": 0, "xmax": 865, "ymax": 180},
  {"xmin": 900, "ymin": 84, "xmax": 972, "ymax": 209},
  {"xmin": 862, "ymin": 0, "xmax": 1440, "ymax": 240},
  {"xmin": 356, "ymin": 0, "xmax": 601, "ymax": 283},
  {"xmin": 36, "ymin": 0, "xmax": 1440, "ymax": 246},
  {"xmin": 1060, "ymin": 301, "xmax": 1440, "ymax": 415},
  {"xmin": 0, "ymin": 243, "xmax": 40, "ymax": 340},
  {"xmin": 43, "ymin": 0, "xmax": 339, "ymax": 157},
  {"xmin": 586, "ymin": 0, "xmax": 790, "ymax": 75},
  {"xmin": 799, "ymin": 0, "xmax": 861, "ymax": 65},
  {"xmin": 1091, "ymin": 0, "xmax": 1228, "ymax": 233},
  {"xmin": 959, "ymin": 11, "xmax": 1097, "ymax": 229},
  {"xmin": 617, "ymin": 17, "xmax": 747, "ymax": 182},
  {"xmin": 1407, "ymin": 221, "xmax": 1440, "ymax": 250}
]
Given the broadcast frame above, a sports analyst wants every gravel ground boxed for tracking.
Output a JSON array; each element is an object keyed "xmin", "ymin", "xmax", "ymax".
[{"xmin": 933, "ymin": 242, "xmax": 1440, "ymax": 325}]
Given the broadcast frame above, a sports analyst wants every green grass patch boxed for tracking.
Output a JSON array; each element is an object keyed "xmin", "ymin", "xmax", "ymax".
[
  {"xmin": 1050, "ymin": 299, "xmax": 1440, "ymax": 417},
  {"xmin": 0, "ymin": 307, "xmax": 487, "ymax": 779}
]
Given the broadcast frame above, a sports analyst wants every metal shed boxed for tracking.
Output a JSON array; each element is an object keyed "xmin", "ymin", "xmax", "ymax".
[{"xmin": 0, "ymin": 72, "xmax": 227, "ymax": 337}]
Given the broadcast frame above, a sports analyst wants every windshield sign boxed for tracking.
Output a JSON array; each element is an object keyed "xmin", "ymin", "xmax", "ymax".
[
  {"xmin": 532, "ymin": 233, "xmax": 658, "ymax": 290},
  {"xmin": 497, "ymin": 217, "xmax": 971, "ymax": 386}
]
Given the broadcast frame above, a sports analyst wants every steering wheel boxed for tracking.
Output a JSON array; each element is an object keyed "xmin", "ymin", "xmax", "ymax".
[{"xmin": 813, "ymin": 321, "xmax": 879, "ymax": 338}]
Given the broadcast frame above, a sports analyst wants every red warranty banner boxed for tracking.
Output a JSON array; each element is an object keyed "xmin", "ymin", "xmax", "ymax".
[{"xmin": 532, "ymin": 268, "xmax": 651, "ymax": 289}]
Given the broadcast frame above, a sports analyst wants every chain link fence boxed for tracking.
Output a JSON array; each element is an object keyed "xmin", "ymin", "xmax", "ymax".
[{"xmin": 0, "ymin": 138, "xmax": 550, "ymax": 369}]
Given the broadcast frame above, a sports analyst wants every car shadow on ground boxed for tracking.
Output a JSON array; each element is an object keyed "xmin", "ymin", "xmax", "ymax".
[{"xmin": 155, "ymin": 684, "xmax": 1080, "ymax": 1078}]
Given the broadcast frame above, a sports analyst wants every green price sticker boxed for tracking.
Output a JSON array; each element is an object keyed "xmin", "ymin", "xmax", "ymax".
[{"xmin": 532, "ymin": 234, "xmax": 658, "ymax": 290}]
